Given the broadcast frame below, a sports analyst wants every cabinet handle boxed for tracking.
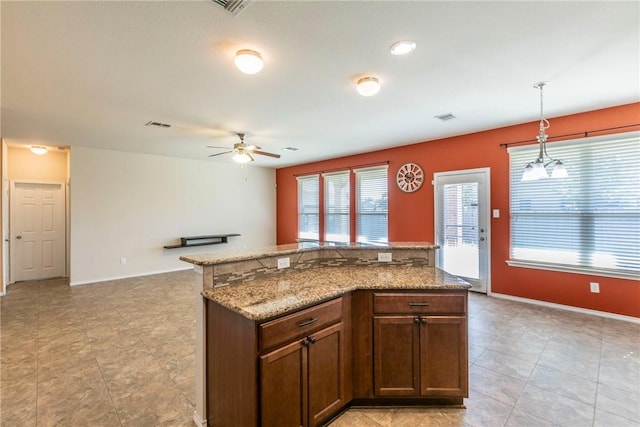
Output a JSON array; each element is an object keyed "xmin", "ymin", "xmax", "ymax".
[
  {"xmin": 298, "ymin": 318, "xmax": 318, "ymax": 327},
  {"xmin": 408, "ymin": 302, "xmax": 430, "ymax": 307},
  {"xmin": 413, "ymin": 317, "xmax": 420, "ymax": 324}
]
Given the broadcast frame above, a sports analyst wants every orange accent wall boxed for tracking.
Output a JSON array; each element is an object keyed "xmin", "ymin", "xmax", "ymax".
[{"xmin": 276, "ymin": 103, "xmax": 640, "ymax": 318}]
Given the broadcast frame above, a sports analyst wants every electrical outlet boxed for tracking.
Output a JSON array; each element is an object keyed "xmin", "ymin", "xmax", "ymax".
[
  {"xmin": 277, "ymin": 257, "xmax": 290, "ymax": 269},
  {"xmin": 120, "ymin": 257, "xmax": 127, "ymax": 265},
  {"xmin": 590, "ymin": 282, "xmax": 600, "ymax": 293},
  {"xmin": 378, "ymin": 253, "xmax": 392, "ymax": 262}
]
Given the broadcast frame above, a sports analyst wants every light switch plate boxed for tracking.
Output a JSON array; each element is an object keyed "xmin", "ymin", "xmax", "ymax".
[{"xmin": 493, "ymin": 209, "xmax": 500, "ymax": 218}]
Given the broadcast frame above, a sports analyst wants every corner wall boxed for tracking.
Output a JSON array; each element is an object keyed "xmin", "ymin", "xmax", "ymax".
[
  {"xmin": 276, "ymin": 103, "xmax": 640, "ymax": 318},
  {"xmin": 70, "ymin": 147, "xmax": 276, "ymax": 285}
]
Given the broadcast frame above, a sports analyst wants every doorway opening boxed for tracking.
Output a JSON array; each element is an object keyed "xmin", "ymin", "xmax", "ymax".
[
  {"xmin": 2, "ymin": 143, "xmax": 70, "ymax": 295},
  {"xmin": 434, "ymin": 168, "xmax": 491, "ymax": 293}
]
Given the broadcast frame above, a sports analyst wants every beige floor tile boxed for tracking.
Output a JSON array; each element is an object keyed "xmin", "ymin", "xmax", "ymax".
[{"xmin": 2, "ymin": 271, "xmax": 638, "ymax": 427}]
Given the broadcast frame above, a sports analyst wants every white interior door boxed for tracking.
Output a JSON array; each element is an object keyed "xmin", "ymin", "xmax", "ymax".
[
  {"xmin": 434, "ymin": 168, "xmax": 490, "ymax": 293},
  {"xmin": 11, "ymin": 181, "xmax": 66, "ymax": 282}
]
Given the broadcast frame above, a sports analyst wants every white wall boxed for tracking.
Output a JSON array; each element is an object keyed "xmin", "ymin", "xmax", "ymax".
[{"xmin": 69, "ymin": 146, "xmax": 276, "ymax": 285}]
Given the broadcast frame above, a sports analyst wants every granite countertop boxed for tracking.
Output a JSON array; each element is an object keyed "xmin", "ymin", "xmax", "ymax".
[
  {"xmin": 180, "ymin": 241, "xmax": 439, "ymax": 266},
  {"xmin": 202, "ymin": 266, "xmax": 470, "ymax": 321}
]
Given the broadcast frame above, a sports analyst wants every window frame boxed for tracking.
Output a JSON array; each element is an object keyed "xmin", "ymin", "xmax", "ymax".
[{"xmin": 507, "ymin": 131, "xmax": 640, "ymax": 280}]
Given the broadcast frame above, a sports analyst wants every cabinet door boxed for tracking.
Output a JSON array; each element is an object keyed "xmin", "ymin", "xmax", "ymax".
[
  {"xmin": 373, "ymin": 316, "xmax": 420, "ymax": 396},
  {"xmin": 261, "ymin": 339, "xmax": 308, "ymax": 427},
  {"xmin": 307, "ymin": 322, "xmax": 346, "ymax": 427},
  {"xmin": 421, "ymin": 316, "xmax": 468, "ymax": 397}
]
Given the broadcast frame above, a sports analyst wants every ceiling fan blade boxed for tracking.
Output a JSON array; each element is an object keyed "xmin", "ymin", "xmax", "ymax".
[
  {"xmin": 253, "ymin": 150, "xmax": 281, "ymax": 159},
  {"xmin": 206, "ymin": 145, "xmax": 232, "ymax": 149},
  {"xmin": 245, "ymin": 145, "xmax": 261, "ymax": 151},
  {"xmin": 208, "ymin": 151, "xmax": 233, "ymax": 157}
]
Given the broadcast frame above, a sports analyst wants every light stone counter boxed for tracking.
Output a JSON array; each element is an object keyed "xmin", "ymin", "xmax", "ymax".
[
  {"xmin": 180, "ymin": 241, "xmax": 438, "ymax": 266},
  {"xmin": 202, "ymin": 266, "xmax": 469, "ymax": 321}
]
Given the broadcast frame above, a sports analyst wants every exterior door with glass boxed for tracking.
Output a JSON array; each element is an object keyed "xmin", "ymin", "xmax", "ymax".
[{"xmin": 434, "ymin": 168, "xmax": 490, "ymax": 293}]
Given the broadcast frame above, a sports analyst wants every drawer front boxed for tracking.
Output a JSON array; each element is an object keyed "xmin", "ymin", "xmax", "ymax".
[
  {"xmin": 260, "ymin": 297, "xmax": 343, "ymax": 352},
  {"xmin": 373, "ymin": 292, "xmax": 465, "ymax": 315}
]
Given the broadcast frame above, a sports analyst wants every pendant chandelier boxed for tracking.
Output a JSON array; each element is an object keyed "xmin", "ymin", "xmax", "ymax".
[{"xmin": 521, "ymin": 82, "xmax": 568, "ymax": 181}]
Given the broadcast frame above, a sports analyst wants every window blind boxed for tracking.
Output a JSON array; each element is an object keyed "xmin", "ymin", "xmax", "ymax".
[
  {"xmin": 323, "ymin": 171, "xmax": 350, "ymax": 243},
  {"xmin": 355, "ymin": 166, "xmax": 388, "ymax": 245},
  {"xmin": 508, "ymin": 132, "xmax": 640, "ymax": 277},
  {"xmin": 297, "ymin": 175, "xmax": 319, "ymax": 241}
]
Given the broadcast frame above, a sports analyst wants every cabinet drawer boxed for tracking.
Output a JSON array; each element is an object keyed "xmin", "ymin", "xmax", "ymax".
[
  {"xmin": 259, "ymin": 297, "xmax": 342, "ymax": 352},
  {"xmin": 373, "ymin": 293, "xmax": 465, "ymax": 315}
]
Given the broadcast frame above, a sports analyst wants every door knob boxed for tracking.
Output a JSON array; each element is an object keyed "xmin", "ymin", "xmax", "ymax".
[
  {"xmin": 480, "ymin": 237, "xmax": 485, "ymax": 241},
  {"xmin": 16, "ymin": 235, "xmax": 22, "ymax": 239}
]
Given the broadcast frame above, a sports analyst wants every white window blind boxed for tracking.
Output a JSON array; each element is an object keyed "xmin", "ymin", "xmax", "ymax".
[
  {"xmin": 355, "ymin": 166, "xmax": 388, "ymax": 245},
  {"xmin": 324, "ymin": 171, "xmax": 350, "ymax": 243},
  {"xmin": 508, "ymin": 132, "xmax": 640, "ymax": 278},
  {"xmin": 297, "ymin": 175, "xmax": 319, "ymax": 241}
]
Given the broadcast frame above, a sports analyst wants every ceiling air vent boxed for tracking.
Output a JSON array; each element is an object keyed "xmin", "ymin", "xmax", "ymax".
[
  {"xmin": 145, "ymin": 121, "xmax": 171, "ymax": 128},
  {"xmin": 434, "ymin": 113, "xmax": 456, "ymax": 122},
  {"xmin": 212, "ymin": 0, "xmax": 251, "ymax": 16}
]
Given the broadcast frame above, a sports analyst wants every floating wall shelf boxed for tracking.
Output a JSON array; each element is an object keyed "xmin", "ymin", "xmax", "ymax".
[{"xmin": 164, "ymin": 234, "xmax": 241, "ymax": 249}]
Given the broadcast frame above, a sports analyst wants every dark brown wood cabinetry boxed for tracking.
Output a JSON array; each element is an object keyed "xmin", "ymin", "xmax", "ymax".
[
  {"xmin": 206, "ymin": 289, "xmax": 467, "ymax": 426},
  {"xmin": 207, "ymin": 296, "xmax": 350, "ymax": 427},
  {"xmin": 373, "ymin": 292, "xmax": 468, "ymax": 398},
  {"xmin": 261, "ymin": 321, "xmax": 348, "ymax": 427}
]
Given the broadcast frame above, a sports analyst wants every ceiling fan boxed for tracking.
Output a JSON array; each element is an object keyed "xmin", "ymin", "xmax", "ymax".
[{"xmin": 207, "ymin": 133, "xmax": 281, "ymax": 163}]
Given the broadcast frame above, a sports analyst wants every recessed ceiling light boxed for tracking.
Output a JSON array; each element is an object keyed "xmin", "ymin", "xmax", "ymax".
[
  {"xmin": 234, "ymin": 49, "xmax": 264, "ymax": 75},
  {"xmin": 389, "ymin": 40, "xmax": 416, "ymax": 55},
  {"xmin": 30, "ymin": 145, "xmax": 48, "ymax": 155},
  {"xmin": 356, "ymin": 77, "xmax": 381, "ymax": 97}
]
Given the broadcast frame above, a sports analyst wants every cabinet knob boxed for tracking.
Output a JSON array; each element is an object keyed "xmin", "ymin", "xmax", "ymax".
[
  {"xmin": 307, "ymin": 336, "xmax": 317, "ymax": 344},
  {"xmin": 421, "ymin": 317, "xmax": 427, "ymax": 324},
  {"xmin": 413, "ymin": 317, "xmax": 420, "ymax": 324},
  {"xmin": 301, "ymin": 338, "xmax": 310, "ymax": 347}
]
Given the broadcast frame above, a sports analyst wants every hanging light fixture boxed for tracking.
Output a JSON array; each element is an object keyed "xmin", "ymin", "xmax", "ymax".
[
  {"xmin": 521, "ymin": 82, "xmax": 568, "ymax": 181},
  {"xmin": 234, "ymin": 49, "xmax": 264, "ymax": 75}
]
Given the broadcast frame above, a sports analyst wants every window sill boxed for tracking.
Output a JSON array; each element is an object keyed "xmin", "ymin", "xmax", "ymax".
[{"xmin": 505, "ymin": 260, "xmax": 640, "ymax": 281}]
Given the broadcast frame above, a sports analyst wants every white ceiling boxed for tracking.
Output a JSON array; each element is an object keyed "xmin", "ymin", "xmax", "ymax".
[{"xmin": 2, "ymin": 1, "xmax": 639, "ymax": 168}]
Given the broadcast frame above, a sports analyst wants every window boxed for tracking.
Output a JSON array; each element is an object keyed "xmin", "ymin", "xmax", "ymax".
[
  {"xmin": 297, "ymin": 175, "xmax": 320, "ymax": 241},
  {"xmin": 355, "ymin": 166, "xmax": 388, "ymax": 245},
  {"xmin": 508, "ymin": 132, "xmax": 640, "ymax": 278},
  {"xmin": 324, "ymin": 171, "xmax": 350, "ymax": 243}
]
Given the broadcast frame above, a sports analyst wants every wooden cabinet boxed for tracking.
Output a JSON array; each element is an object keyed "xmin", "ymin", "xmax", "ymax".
[
  {"xmin": 206, "ymin": 289, "xmax": 467, "ymax": 426},
  {"xmin": 373, "ymin": 292, "xmax": 468, "ymax": 398},
  {"xmin": 260, "ymin": 321, "xmax": 347, "ymax": 427},
  {"xmin": 207, "ymin": 296, "xmax": 349, "ymax": 427}
]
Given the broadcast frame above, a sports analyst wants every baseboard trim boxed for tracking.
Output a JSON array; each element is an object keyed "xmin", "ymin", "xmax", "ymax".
[
  {"xmin": 69, "ymin": 267, "xmax": 193, "ymax": 286},
  {"xmin": 489, "ymin": 292, "xmax": 640, "ymax": 324},
  {"xmin": 192, "ymin": 411, "xmax": 207, "ymax": 427}
]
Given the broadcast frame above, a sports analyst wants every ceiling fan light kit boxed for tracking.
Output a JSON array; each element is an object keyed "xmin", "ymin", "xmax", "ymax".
[
  {"xmin": 234, "ymin": 49, "xmax": 264, "ymax": 74},
  {"xmin": 208, "ymin": 133, "xmax": 281, "ymax": 163}
]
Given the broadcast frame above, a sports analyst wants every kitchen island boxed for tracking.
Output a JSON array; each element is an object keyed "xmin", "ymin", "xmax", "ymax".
[{"xmin": 181, "ymin": 242, "xmax": 471, "ymax": 427}]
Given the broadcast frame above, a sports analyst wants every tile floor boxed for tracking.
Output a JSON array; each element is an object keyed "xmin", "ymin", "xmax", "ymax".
[{"xmin": 1, "ymin": 271, "xmax": 639, "ymax": 426}]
